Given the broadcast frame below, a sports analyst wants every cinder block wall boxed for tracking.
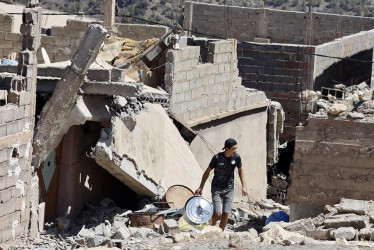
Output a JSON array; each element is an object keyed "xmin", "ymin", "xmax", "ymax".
[
  {"xmin": 288, "ymin": 118, "xmax": 374, "ymax": 221},
  {"xmin": 313, "ymin": 30, "xmax": 374, "ymax": 90},
  {"xmin": 0, "ymin": 15, "xmax": 168, "ymax": 63},
  {"xmin": 0, "ymin": 75, "xmax": 34, "ymax": 242},
  {"xmin": 165, "ymin": 39, "xmax": 267, "ymax": 123},
  {"xmin": 237, "ymin": 42, "xmax": 315, "ymax": 140},
  {"xmin": 0, "ymin": 14, "xmax": 22, "ymax": 59},
  {"xmin": 184, "ymin": 1, "xmax": 374, "ymax": 46}
]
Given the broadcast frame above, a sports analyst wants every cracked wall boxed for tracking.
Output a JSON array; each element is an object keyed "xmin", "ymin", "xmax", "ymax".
[{"xmin": 288, "ymin": 118, "xmax": 374, "ymax": 221}]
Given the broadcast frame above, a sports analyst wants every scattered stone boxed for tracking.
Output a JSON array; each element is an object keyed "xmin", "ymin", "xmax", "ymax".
[
  {"xmin": 328, "ymin": 103, "xmax": 347, "ymax": 116},
  {"xmin": 306, "ymin": 228, "xmax": 332, "ymax": 240},
  {"xmin": 112, "ymin": 226, "xmax": 131, "ymax": 240},
  {"xmin": 160, "ymin": 237, "xmax": 173, "ymax": 244},
  {"xmin": 335, "ymin": 198, "xmax": 369, "ymax": 215},
  {"xmin": 324, "ymin": 214, "xmax": 367, "ymax": 229},
  {"xmin": 348, "ymin": 112, "xmax": 365, "ymax": 119},
  {"xmin": 172, "ymin": 233, "xmax": 184, "ymax": 243},
  {"xmin": 358, "ymin": 228, "xmax": 374, "ymax": 240},
  {"xmin": 331, "ymin": 227, "xmax": 356, "ymax": 240},
  {"xmin": 357, "ymin": 82, "xmax": 368, "ymax": 90},
  {"xmin": 163, "ymin": 219, "xmax": 180, "ymax": 234}
]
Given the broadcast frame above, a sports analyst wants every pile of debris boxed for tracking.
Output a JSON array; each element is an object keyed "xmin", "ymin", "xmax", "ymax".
[
  {"xmin": 261, "ymin": 198, "xmax": 374, "ymax": 247},
  {"xmin": 267, "ymin": 172, "xmax": 289, "ymax": 205},
  {"xmin": 306, "ymin": 82, "xmax": 374, "ymax": 121}
]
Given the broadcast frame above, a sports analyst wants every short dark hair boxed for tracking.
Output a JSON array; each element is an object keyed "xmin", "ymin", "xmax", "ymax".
[{"xmin": 223, "ymin": 138, "xmax": 237, "ymax": 150}]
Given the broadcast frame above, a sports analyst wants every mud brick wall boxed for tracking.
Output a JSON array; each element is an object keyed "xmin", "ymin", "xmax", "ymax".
[
  {"xmin": 313, "ymin": 30, "xmax": 374, "ymax": 90},
  {"xmin": 237, "ymin": 42, "xmax": 315, "ymax": 140},
  {"xmin": 288, "ymin": 118, "xmax": 374, "ymax": 221},
  {"xmin": 165, "ymin": 39, "xmax": 267, "ymax": 123},
  {"xmin": 0, "ymin": 13, "xmax": 22, "ymax": 59},
  {"xmin": 184, "ymin": 1, "xmax": 374, "ymax": 45}
]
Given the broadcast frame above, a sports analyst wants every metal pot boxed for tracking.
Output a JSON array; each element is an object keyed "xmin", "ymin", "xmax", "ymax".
[{"xmin": 183, "ymin": 196, "xmax": 213, "ymax": 225}]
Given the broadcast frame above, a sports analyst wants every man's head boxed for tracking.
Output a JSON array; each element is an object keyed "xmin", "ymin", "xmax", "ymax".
[{"xmin": 223, "ymin": 138, "xmax": 237, "ymax": 157}]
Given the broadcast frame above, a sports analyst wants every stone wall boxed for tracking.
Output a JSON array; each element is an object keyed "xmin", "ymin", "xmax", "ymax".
[
  {"xmin": 288, "ymin": 118, "xmax": 374, "ymax": 221},
  {"xmin": 184, "ymin": 1, "xmax": 374, "ymax": 45},
  {"xmin": 313, "ymin": 30, "xmax": 374, "ymax": 90},
  {"xmin": 0, "ymin": 13, "xmax": 22, "ymax": 60},
  {"xmin": 165, "ymin": 39, "xmax": 268, "ymax": 125},
  {"xmin": 0, "ymin": 13, "xmax": 168, "ymax": 62}
]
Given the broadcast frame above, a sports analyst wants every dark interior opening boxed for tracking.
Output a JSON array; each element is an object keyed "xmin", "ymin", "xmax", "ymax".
[{"xmin": 314, "ymin": 49, "xmax": 373, "ymax": 91}]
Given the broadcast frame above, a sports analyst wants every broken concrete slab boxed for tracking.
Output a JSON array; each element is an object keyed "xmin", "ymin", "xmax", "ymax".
[
  {"xmin": 306, "ymin": 228, "xmax": 332, "ymax": 240},
  {"xmin": 331, "ymin": 227, "xmax": 356, "ymax": 241},
  {"xmin": 112, "ymin": 227, "xmax": 131, "ymax": 240},
  {"xmin": 32, "ymin": 24, "xmax": 107, "ymax": 168},
  {"xmin": 90, "ymin": 103, "xmax": 208, "ymax": 197},
  {"xmin": 324, "ymin": 214, "xmax": 367, "ymax": 229},
  {"xmin": 335, "ymin": 198, "xmax": 369, "ymax": 215}
]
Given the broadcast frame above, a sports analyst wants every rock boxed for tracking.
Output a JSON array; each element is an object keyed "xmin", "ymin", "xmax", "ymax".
[
  {"xmin": 249, "ymin": 228, "xmax": 259, "ymax": 239},
  {"xmin": 78, "ymin": 226, "xmax": 95, "ymax": 238},
  {"xmin": 306, "ymin": 228, "xmax": 332, "ymax": 240},
  {"xmin": 197, "ymin": 226, "xmax": 225, "ymax": 240},
  {"xmin": 113, "ymin": 96, "xmax": 128, "ymax": 109},
  {"xmin": 129, "ymin": 227, "xmax": 157, "ymax": 238},
  {"xmin": 324, "ymin": 214, "xmax": 367, "ymax": 229},
  {"xmin": 316, "ymin": 100, "xmax": 330, "ymax": 110},
  {"xmin": 260, "ymin": 223, "xmax": 315, "ymax": 245},
  {"xmin": 331, "ymin": 227, "xmax": 356, "ymax": 240},
  {"xmin": 357, "ymin": 82, "xmax": 368, "ymax": 90},
  {"xmin": 348, "ymin": 112, "xmax": 365, "ymax": 119},
  {"xmin": 328, "ymin": 103, "xmax": 347, "ymax": 116},
  {"xmin": 335, "ymin": 238, "xmax": 349, "ymax": 245},
  {"xmin": 283, "ymin": 218, "xmax": 315, "ymax": 234},
  {"xmin": 358, "ymin": 228, "xmax": 374, "ymax": 240},
  {"xmin": 200, "ymin": 226, "xmax": 222, "ymax": 234},
  {"xmin": 158, "ymin": 224, "xmax": 165, "ymax": 235},
  {"xmin": 112, "ymin": 226, "xmax": 131, "ymax": 240},
  {"xmin": 324, "ymin": 205, "xmax": 338, "ymax": 214},
  {"xmin": 229, "ymin": 231, "xmax": 257, "ymax": 242},
  {"xmin": 172, "ymin": 233, "xmax": 184, "ymax": 243},
  {"xmin": 163, "ymin": 219, "xmax": 179, "ymax": 234},
  {"xmin": 57, "ymin": 218, "xmax": 70, "ymax": 231},
  {"xmin": 160, "ymin": 237, "xmax": 173, "ymax": 244},
  {"xmin": 113, "ymin": 220, "xmax": 127, "ymax": 229},
  {"xmin": 335, "ymin": 198, "xmax": 369, "ymax": 215}
]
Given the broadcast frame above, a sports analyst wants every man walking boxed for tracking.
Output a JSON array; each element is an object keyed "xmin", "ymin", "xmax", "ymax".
[{"xmin": 195, "ymin": 138, "xmax": 247, "ymax": 231}]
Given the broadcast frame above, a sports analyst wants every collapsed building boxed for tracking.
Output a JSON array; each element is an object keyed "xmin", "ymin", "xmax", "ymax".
[
  {"xmin": 1, "ymin": 0, "xmax": 374, "ymax": 246},
  {"xmin": 0, "ymin": 0, "xmax": 286, "ymax": 244}
]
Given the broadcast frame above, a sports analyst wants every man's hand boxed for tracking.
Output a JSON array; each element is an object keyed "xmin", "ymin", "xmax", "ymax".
[
  {"xmin": 195, "ymin": 187, "xmax": 202, "ymax": 195},
  {"xmin": 242, "ymin": 187, "xmax": 248, "ymax": 197}
]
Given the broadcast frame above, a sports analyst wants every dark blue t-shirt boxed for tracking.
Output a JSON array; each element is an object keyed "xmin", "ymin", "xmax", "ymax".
[{"xmin": 209, "ymin": 152, "xmax": 242, "ymax": 191}]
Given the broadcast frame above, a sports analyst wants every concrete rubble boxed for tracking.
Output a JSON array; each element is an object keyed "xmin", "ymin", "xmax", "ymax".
[{"xmin": 306, "ymin": 82, "xmax": 374, "ymax": 122}]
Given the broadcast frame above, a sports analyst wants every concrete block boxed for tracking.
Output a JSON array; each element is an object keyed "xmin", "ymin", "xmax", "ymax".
[
  {"xmin": 0, "ymin": 189, "xmax": 12, "ymax": 204},
  {"xmin": 67, "ymin": 19, "xmax": 91, "ymax": 30},
  {"xmin": 71, "ymin": 24, "xmax": 107, "ymax": 75},
  {"xmin": 112, "ymin": 226, "xmax": 131, "ymax": 240},
  {"xmin": 55, "ymin": 36, "xmax": 70, "ymax": 46},
  {"xmin": 0, "ymin": 23, "xmax": 12, "ymax": 32},
  {"xmin": 306, "ymin": 229, "xmax": 332, "ymax": 240},
  {"xmin": 7, "ymin": 120, "xmax": 18, "ymax": 135},
  {"xmin": 41, "ymin": 35, "xmax": 55, "ymax": 45},
  {"xmin": 87, "ymin": 69, "xmax": 111, "ymax": 82},
  {"xmin": 335, "ymin": 198, "xmax": 369, "ymax": 215},
  {"xmin": 324, "ymin": 214, "xmax": 367, "ymax": 229},
  {"xmin": 331, "ymin": 227, "xmax": 356, "ymax": 240},
  {"xmin": 0, "ymin": 41, "xmax": 13, "ymax": 49}
]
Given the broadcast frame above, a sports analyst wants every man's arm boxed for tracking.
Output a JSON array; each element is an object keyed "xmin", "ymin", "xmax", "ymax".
[
  {"xmin": 195, "ymin": 167, "xmax": 213, "ymax": 195},
  {"xmin": 238, "ymin": 167, "xmax": 248, "ymax": 196}
]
